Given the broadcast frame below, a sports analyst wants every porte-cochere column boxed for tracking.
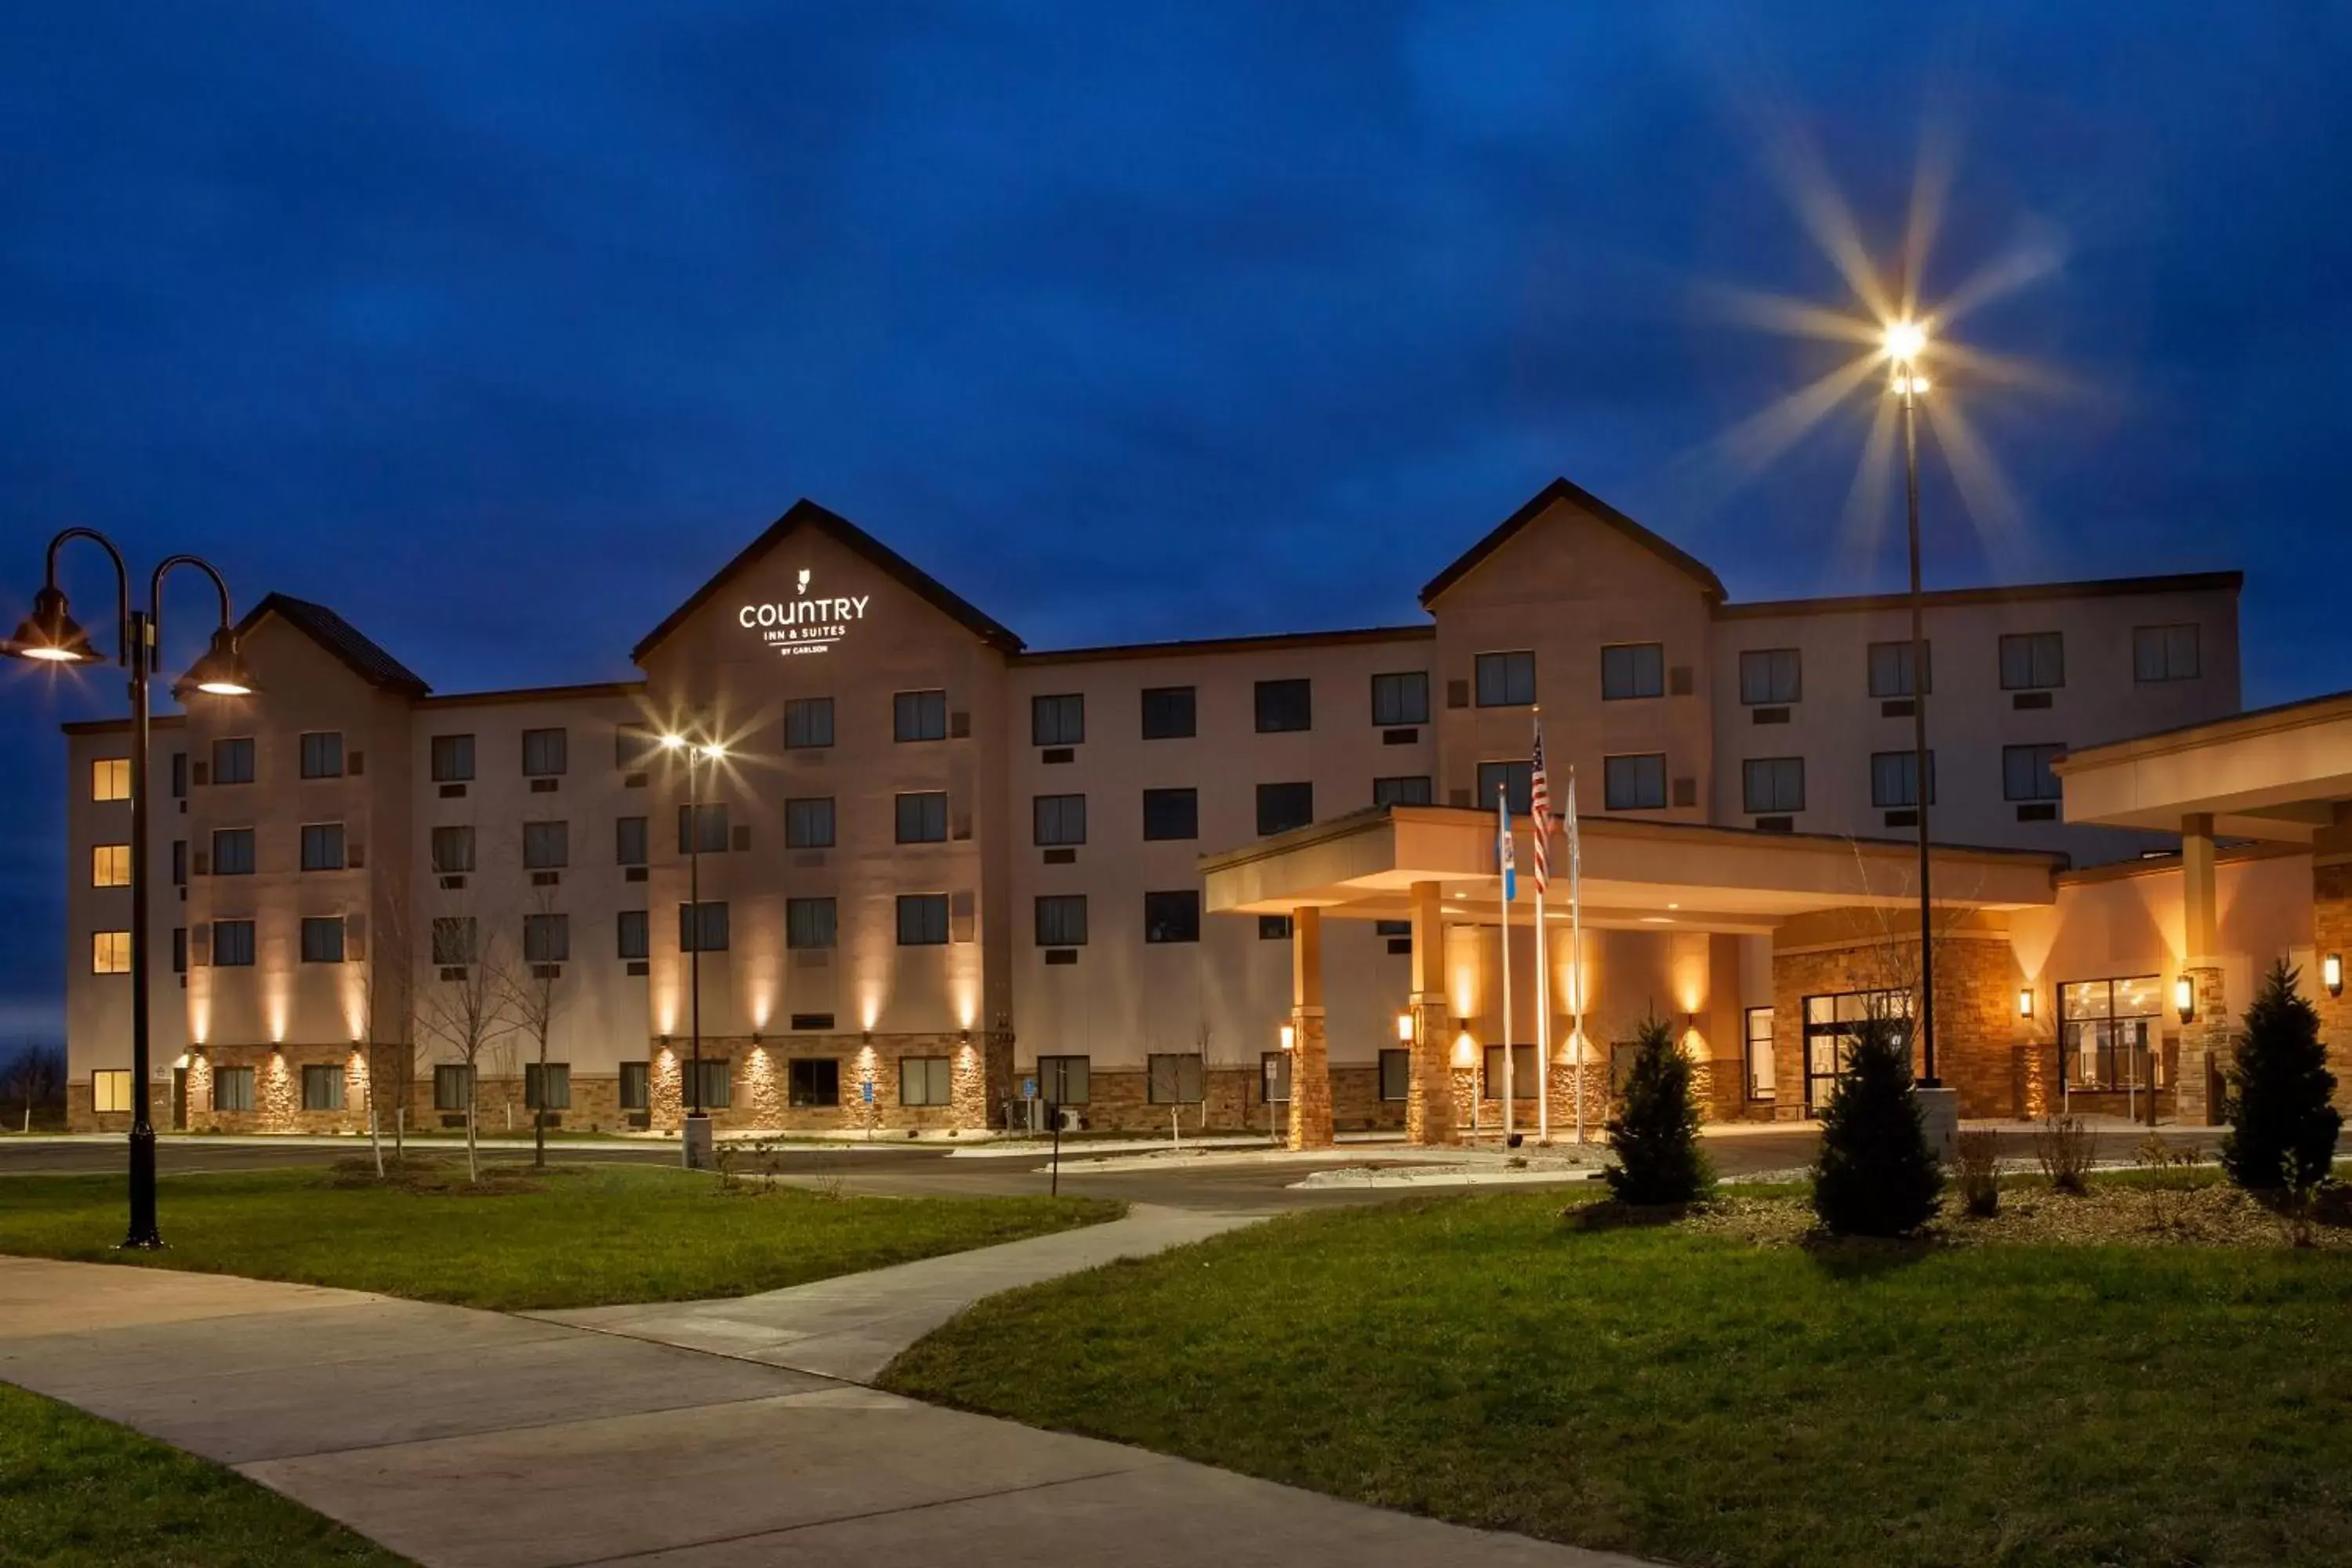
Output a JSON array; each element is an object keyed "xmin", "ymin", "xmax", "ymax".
[{"xmin": 1287, "ymin": 906, "xmax": 1334, "ymax": 1150}]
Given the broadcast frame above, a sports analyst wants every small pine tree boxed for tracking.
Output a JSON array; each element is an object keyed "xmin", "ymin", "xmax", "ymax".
[
  {"xmin": 2221, "ymin": 960, "xmax": 2341, "ymax": 1201},
  {"xmin": 1812, "ymin": 1016, "xmax": 1944, "ymax": 1236},
  {"xmin": 1603, "ymin": 1012, "xmax": 1712, "ymax": 1204}
]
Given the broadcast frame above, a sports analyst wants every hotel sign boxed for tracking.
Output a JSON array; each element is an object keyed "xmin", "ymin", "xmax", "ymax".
[{"xmin": 739, "ymin": 569, "xmax": 869, "ymax": 658}]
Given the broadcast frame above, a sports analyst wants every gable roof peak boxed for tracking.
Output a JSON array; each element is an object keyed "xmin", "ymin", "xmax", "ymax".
[
  {"xmin": 239, "ymin": 592, "xmax": 430, "ymax": 696},
  {"xmin": 1419, "ymin": 477, "xmax": 1727, "ymax": 608},
  {"xmin": 631, "ymin": 497, "xmax": 1025, "ymax": 664}
]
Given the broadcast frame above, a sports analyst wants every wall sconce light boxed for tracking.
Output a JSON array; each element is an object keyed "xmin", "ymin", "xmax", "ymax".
[
  {"xmin": 2174, "ymin": 975, "xmax": 2195, "ymax": 1024},
  {"xmin": 1279, "ymin": 1022, "xmax": 1296, "ymax": 1051},
  {"xmin": 960, "ymin": 1028, "xmax": 973, "ymax": 1044},
  {"xmin": 2327, "ymin": 953, "xmax": 2343, "ymax": 998},
  {"xmin": 2017, "ymin": 987, "xmax": 2034, "ymax": 1020},
  {"xmin": 1395, "ymin": 1011, "xmax": 1414, "ymax": 1043}
]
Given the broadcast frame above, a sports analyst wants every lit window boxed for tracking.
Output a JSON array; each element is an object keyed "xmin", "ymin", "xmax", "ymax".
[
  {"xmin": 91, "ymin": 931, "xmax": 132, "ymax": 975},
  {"xmin": 91, "ymin": 1069, "xmax": 132, "ymax": 1113},
  {"xmin": 92, "ymin": 844, "xmax": 130, "ymax": 887},
  {"xmin": 91, "ymin": 758, "xmax": 131, "ymax": 802}
]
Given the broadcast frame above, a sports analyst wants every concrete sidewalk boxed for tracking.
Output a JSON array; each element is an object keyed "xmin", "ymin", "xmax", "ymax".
[
  {"xmin": 0, "ymin": 1254, "xmax": 1653, "ymax": 1568},
  {"xmin": 531, "ymin": 1202, "xmax": 1255, "ymax": 1381}
]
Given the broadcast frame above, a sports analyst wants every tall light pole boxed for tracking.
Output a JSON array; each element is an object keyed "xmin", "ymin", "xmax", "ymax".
[
  {"xmin": 1886, "ymin": 320, "xmax": 1939, "ymax": 1087},
  {"xmin": 661, "ymin": 731, "xmax": 725, "ymax": 1170},
  {"xmin": 3, "ymin": 530, "xmax": 253, "ymax": 1247}
]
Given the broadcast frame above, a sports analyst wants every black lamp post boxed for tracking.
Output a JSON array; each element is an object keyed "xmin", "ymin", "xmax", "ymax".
[
  {"xmin": 3, "ymin": 529, "xmax": 252, "ymax": 1248},
  {"xmin": 661, "ymin": 730, "xmax": 724, "ymax": 1170},
  {"xmin": 1887, "ymin": 323, "xmax": 1939, "ymax": 1087}
]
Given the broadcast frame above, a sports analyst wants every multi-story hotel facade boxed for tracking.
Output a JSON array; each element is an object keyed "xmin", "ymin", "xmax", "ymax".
[{"xmin": 64, "ymin": 477, "xmax": 2310, "ymax": 1142}]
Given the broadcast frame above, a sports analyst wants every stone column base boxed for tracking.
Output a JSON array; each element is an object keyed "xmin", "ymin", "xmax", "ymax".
[
  {"xmin": 1288, "ymin": 1007, "xmax": 1334, "ymax": 1151},
  {"xmin": 1406, "ymin": 996, "xmax": 1457, "ymax": 1145}
]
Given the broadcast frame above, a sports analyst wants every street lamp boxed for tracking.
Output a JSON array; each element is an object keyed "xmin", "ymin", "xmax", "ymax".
[
  {"xmin": 661, "ymin": 730, "xmax": 726, "ymax": 1171},
  {"xmin": 4, "ymin": 529, "xmax": 252, "ymax": 1248},
  {"xmin": 1886, "ymin": 318, "xmax": 1940, "ymax": 1087}
]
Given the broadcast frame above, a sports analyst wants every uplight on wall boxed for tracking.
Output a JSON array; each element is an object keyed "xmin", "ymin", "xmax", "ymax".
[
  {"xmin": 2174, "ymin": 975, "xmax": 2195, "ymax": 1024},
  {"xmin": 2327, "ymin": 953, "xmax": 2343, "ymax": 998}
]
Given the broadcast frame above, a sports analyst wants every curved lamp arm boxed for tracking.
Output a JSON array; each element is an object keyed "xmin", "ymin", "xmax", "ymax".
[
  {"xmin": 149, "ymin": 554, "xmax": 237, "ymax": 673},
  {"xmin": 45, "ymin": 527, "xmax": 132, "ymax": 668}
]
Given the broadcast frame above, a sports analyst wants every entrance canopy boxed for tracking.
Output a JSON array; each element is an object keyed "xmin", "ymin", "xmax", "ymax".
[
  {"xmin": 1201, "ymin": 805, "xmax": 2060, "ymax": 934},
  {"xmin": 2057, "ymin": 689, "xmax": 2352, "ymax": 843}
]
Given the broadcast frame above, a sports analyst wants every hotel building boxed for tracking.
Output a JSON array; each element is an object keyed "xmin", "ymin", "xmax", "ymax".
[{"xmin": 64, "ymin": 475, "xmax": 2345, "ymax": 1144}]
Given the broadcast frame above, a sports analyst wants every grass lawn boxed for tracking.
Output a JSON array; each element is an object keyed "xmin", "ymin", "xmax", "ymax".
[
  {"xmin": 0, "ymin": 1381, "xmax": 407, "ymax": 1566},
  {"xmin": 0, "ymin": 1162, "xmax": 1120, "ymax": 1311},
  {"xmin": 884, "ymin": 1185, "xmax": 2352, "ymax": 1568}
]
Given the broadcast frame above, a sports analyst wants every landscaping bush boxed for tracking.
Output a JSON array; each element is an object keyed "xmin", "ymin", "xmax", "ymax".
[
  {"xmin": 1811, "ymin": 1017, "xmax": 1943, "ymax": 1236},
  {"xmin": 1954, "ymin": 1128, "xmax": 2000, "ymax": 1218},
  {"xmin": 2221, "ymin": 960, "xmax": 2341, "ymax": 1212},
  {"xmin": 1602, "ymin": 1012, "xmax": 1712, "ymax": 1204},
  {"xmin": 2034, "ymin": 1115, "xmax": 2096, "ymax": 1194}
]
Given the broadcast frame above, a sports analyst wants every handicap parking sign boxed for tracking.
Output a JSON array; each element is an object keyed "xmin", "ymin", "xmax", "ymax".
[
  {"xmin": 1021, "ymin": 1077, "xmax": 1037, "ymax": 1100},
  {"xmin": 862, "ymin": 1079, "xmax": 875, "ymax": 1104}
]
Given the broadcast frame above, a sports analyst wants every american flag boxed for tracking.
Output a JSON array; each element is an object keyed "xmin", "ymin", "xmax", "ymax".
[{"xmin": 1530, "ymin": 719, "xmax": 1552, "ymax": 895}]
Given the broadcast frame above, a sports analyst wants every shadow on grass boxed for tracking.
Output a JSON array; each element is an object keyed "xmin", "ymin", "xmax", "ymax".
[
  {"xmin": 1798, "ymin": 1229, "xmax": 1942, "ymax": 1280},
  {"xmin": 1564, "ymin": 1199, "xmax": 1704, "ymax": 1232}
]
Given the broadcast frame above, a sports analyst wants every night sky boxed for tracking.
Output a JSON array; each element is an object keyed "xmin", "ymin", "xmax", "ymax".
[{"xmin": 5, "ymin": 4, "xmax": 2349, "ymax": 1043}]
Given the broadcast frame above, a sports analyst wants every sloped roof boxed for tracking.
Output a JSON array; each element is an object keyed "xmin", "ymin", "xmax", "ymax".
[
  {"xmin": 632, "ymin": 498, "xmax": 1025, "ymax": 663},
  {"xmin": 1419, "ymin": 477, "xmax": 1728, "ymax": 608},
  {"xmin": 241, "ymin": 593, "xmax": 430, "ymax": 696}
]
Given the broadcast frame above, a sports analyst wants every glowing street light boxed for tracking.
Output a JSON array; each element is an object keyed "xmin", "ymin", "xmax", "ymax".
[
  {"xmin": 665, "ymin": 726, "xmax": 731, "ymax": 1170},
  {"xmin": 1886, "ymin": 314, "xmax": 1939, "ymax": 1087}
]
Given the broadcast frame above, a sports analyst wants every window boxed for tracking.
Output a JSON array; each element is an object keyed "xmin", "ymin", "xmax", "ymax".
[
  {"xmin": 786, "ymin": 898, "xmax": 837, "ymax": 949},
  {"xmin": 432, "ymin": 825, "xmax": 476, "ymax": 874},
  {"xmin": 786, "ymin": 797, "xmax": 835, "ymax": 848},
  {"xmin": 2059, "ymin": 976, "xmax": 2163, "ymax": 1093},
  {"xmin": 300, "ymin": 916, "xmax": 345, "ymax": 964},
  {"xmin": 789, "ymin": 1058, "xmax": 840, "ymax": 1108},
  {"xmin": 688, "ymin": 1058, "xmax": 733, "ymax": 1110},
  {"xmin": 1744, "ymin": 1007, "xmax": 1777, "ymax": 1100},
  {"xmin": 615, "ymin": 817, "xmax": 648, "ymax": 866},
  {"xmin": 680, "ymin": 902, "xmax": 729, "ymax": 953},
  {"xmin": 301, "ymin": 822, "xmax": 346, "ymax": 871},
  {"xmin": 2003, "ymin": 743, "xmax": 2064, "ymax": 802},
  {"xmin": 1603, "ymin": 753, "xmax": 1668, "ymax": 811},
  {"xmin": 1254, "ymin": 678, "xmax": 1312, "ymax": 733},
  {"xmin": 1141, "ymin": 686, "xmax": 1196, "ymax": 739},
  {"xmin": 1801, "ymin": 989, "xmax": 1912, "ymax": 1113},
  {"xmin": 1258, "ymin": 914, "xmax": 1292, "ymax": 940},
  {"xmin": 92, "ymin": 1069, "xmax": 132, "ymax": 1113},
  {"xmin": 1476, "ymin": 651, "xmax": 1537, "ymax": 707},
  {"xmin": 430, "ymin": 917, "xmax": 476, "ymax": 967},
  {"xmin": 615, "ymin": 724, "xmax": 661, "ymax": 771},
  {"xmin": 1867, "ymin": 641, "xmax": 1931, "ymax": 698},
  {"xmin": 1998, "ymin": 631, "xmax": 2064, "ymax": 691},
  {"xmin": 1144, "ymin": 890, "xmax": 1200, "ymax": 943},
  {"xmin": 172, "ymin": 927, "xmax": 187, "ymax": 974},
  {"xmin": 1374, "ymin": 775, "xmax": 1434, "ymax": 807},
  {"xmin": 1742, "ymin": 757, "xmax": 1806, "ymax": 815},
  {"xmin": 215, "ymin": 1067, "xmax": 256, "ymax": 1113},
  {"xmin": 299, "ymin": 731, "xmax": 343, "ymax": 779},
  {"xmin": 172, "ymin": 840, "xmax": 187, "ymax": 885},
  {"xmin": 210, "ymin": 738, "xmax": 255, "ymax": 785},
  {"xmin": 171, "ymin": 753, "xmax": 187, "ymax": 799},
  {"xmin": 1599, "ymin": 644, "xmax": 1664, "ymax": 701},
  {"xmin": 1032, "ymin": 693, "xmax": 1084, "ymax": 746},
  {"xmin": 1035, "ymin": 895, "xmax": 1087, "ymax": 947},
  {"xmin": 92, "ymin": 757, "xmax": 131, "ymax": 801},
  {"xmin": 1037, "ymin": 1054, "xmax": 1090, "ymax": 1105},
  {"xmin": 91, "ymin": 931, "xmax": 131, "ymax": 975},
  {"xmin": 1142, "ymin": 788, "xmax": 1197, "ymax": 840},
  {"xmin": 524, "ymin": 913, "xmax": 569, "ymax": 964},
  {"xmin": 675, "ymin": 804, "xmax": 726, "ymax": 855},
  {"xmin": 1477, "ymin": 760, "xmax": 1534, "ymax": 816},
  {"xmin": 1379, "ymin": 1049, "xmax": 1411, "ymax": 1102},
  {"xmin": 896, "ymin": 792, "xmax": 949, "ymax": 844},
  {"xmin": 1740, "ymin": 648, "xmax": 1802, "ymax": 705},
  {"xmin": 521, "ymin": 728, "xmax": 568, "ymax": 776},
  {"xmin": 1483, "ymin": 1044, "xmax": 1537, "ymax": 1098},
  {"xmin": 1870, "ymin": 750, "xmax": 1937, "ymax": 808},
  {"xmin": 92, "ymin": 844, "xmax": 130, "ymax": 888},
  {"xmin": 891, "ymin": 689, "xmax": 948, "ymax": 742},
  {"xmin": 617, "ymin": 910, "xmax": 649, "ymax": 960},
  {"xmin": 212, "ymin": 920, "xmax": 256, "ymax": 967},
  {"xmin": 1371, "ymin": 671, "xmax": 1429, "ymax": 726},
  {"xmin": 901, "ymin": 1056, "xmax": 953, "ymax": 1106},
  {"xmin": 619, "ymin": 1062, "xmax": 650, "ymax": 1111},
  {"xmin": 1033, "ymin": 793, "xmax": 1087, "ymax": 846},
  {"xmin": 1256, "ymin": 781, "xmax": 1313, "ymax": 836},
  {"xmin": 2134, "ymin": 623, "xmax": 2201, "ymax": 683},
  {"xmin": 211, "ymin": 828, "xmax": 255, "ymax": 876},
  {"xmin": 784, "ymin": 697, "xmax": 835, "ymax": 750},
  {"xmin": 302, "ymin": 1064, "xmax": 346, "ymax": 1111},
  {"xmin": 524, "ymin": 1062, "xmax": 572, "ymax": 1110},
  {"xmin": 430, "ymin": 733, "xmax": 475, "ymax": 782},
  {"xmin": 898, "ymin": 894, "xmax": 949, "ymax": 946},
  {"xmin": 433, "ymin": 1064, "xmax": 474, "ymax": 1110},
  {"xmin": 1261, "ymin": 1051, "xmax": 1290, "ymax": 1104},
  {"xmin": 1147, "ymin": 1053, "xmax": 1203, "ymax": 1104}
]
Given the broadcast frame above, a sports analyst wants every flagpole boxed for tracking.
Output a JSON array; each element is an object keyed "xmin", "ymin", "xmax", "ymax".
[
  {"xmin": 1497, "ymin": 780, "xmax": 1514, "ymax": 1147},
  {"xmin": 1570, "ymin": 765, "xmax": 1586, "ymax": 1145}
]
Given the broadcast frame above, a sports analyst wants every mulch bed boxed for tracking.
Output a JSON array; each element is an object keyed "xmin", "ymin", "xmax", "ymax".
[{"xmin": 1679, "ymin": 1181, "xmax": 2352, "ymax": 1250}]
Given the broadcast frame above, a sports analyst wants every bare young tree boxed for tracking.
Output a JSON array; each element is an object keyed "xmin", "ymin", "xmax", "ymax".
[
  {"xmin": 2, "ymin": 1044, "xmax": 65, "ymax": 1132},
  {"xmin": 354, "ymin": 862, "xmax": 417, "ymax": 1175},
  {"xmin": 499, "ymin": 881, "xmax": 574, "ymax": 1170},
  {"xmin": 413, "ymin": 905, "xmax": 516, "ymax": 1184}
]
